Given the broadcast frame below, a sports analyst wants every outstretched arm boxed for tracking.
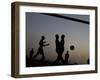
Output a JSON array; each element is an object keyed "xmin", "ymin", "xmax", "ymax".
[
  {"xmin": 43, "ymin": 43, "xmax": 50, "ymax": 46},
  {"xmin": 43, "ymin": 41, "xmax": 46, "ymax": 43}
]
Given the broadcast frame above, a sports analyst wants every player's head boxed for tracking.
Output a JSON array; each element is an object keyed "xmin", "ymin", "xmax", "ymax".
[
  {"xmin": 61, "ymin": 34, "xmax": 65, "ymax": 39},
  {"xmin": 41, "ymin": 36, "xmax": 45, "ymax": 40},
  {"xmin": 55, "ymin": 34, "xmax": 59, "ymax": 39}
]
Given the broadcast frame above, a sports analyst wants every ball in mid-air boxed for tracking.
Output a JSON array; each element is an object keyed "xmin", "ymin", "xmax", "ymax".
[{"xmin": 70, "ymin": 45, "xmax": 75, "ymax": 50}]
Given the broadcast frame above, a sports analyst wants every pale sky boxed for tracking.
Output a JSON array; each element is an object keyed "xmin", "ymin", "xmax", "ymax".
[{"xmin": 26, "ymin": 12, "xmax": 89, "ymax": 64}]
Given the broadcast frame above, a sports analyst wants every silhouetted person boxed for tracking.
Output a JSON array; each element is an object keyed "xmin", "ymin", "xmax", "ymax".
[
  {"xmin": 54, "ymin": 34, "xmax": 65, "ymax": 64},
  {"xmin": 27, "ymin": 48, "xmax": 34, "ymax": 66},
  {"xmin": 33, "ymin": 36, "xmax": 49, "ymax": 62},
  {"xmin": 55, "ymin": 34, "xmax": 60, "ymax": 54},
  {"xmin": 29, "ymin": 48, "xmax": 34, "ymax": 60},
  {"xmin": 65, "ymin": 51, "xmax": 69, "ymax": 64},
  {"xmin": 87, "ymin": 58, "xmax": 89, "ymax": 64},
  {"xmin": 60, "ymin": 34, "xmax": 65, "ymax": 54}
]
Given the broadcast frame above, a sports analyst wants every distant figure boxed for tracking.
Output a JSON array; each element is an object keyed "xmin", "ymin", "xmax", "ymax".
[
  {"xmin": 65, "ymin": 51, "xmax": 69, "ymax": 64},
  {"xmin": 60, "ymin": 34, "xmax": 65, "ymax": 54},
  {"xmin": 29, "ymin": 48, "xmax": 34, "ymax": 60},
  {"xmin": 54, "ymin": 34, "xmax": 65, "ymax": 64},
  {"xmin": 55, "ymin": 34, "xmax": 60, "ymax": 55},
  {"xmin": 87, "ymin": 58, "xmax": 89, "ymax": 64},
  {"xmin": 33, "ymin": 36, "xmax": 49, "ymax": 62},
  {"xmin": 27, "ymin": 48, "xmax": 34, "ymax": 66}
]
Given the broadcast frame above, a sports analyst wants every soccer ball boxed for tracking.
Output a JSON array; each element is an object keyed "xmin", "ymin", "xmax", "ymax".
[{"xmin": 70, "ymin": 45, "xmax": 75, "ymax": 50}]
